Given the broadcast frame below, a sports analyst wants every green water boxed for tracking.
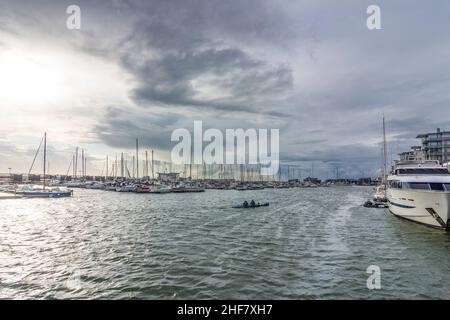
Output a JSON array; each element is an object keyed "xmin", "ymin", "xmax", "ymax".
[{"xmin": 1, "ymin": 186, "xmax": 450, "ymax": 299}]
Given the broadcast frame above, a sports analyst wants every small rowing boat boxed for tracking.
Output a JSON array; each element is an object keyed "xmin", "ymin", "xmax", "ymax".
[{"xmin": 232, "ymin": 202, "xmax": 270, "ymax": 209}]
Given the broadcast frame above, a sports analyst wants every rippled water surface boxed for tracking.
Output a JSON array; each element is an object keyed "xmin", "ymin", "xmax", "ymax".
[{"xmin": 1, "ymin": 186, "xmax": 450, "ymax": 299}]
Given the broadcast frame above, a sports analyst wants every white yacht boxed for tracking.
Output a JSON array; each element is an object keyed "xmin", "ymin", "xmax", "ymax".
[{"xmin": 387, "ymin": 160, "xmax": 450, "ymax": 230}]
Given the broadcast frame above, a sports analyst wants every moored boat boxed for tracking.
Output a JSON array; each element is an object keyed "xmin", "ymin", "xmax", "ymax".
[
  {"xmin": 136, "ymin": 184, "xmax": 151, "ymax": 193},
  {"xmin": 22, "ymin": 189, "xmax": 73, "ymax": 198},
  {"xmin": 387, "ymin": 160, "xmax": 450, "ymax": 230},
  {"xmin": 86, "ymin": 182, "xmax": 106, "ymax": 190},
  {"xmin": 171, "ymin": 182, "xmax": 205, "ymax": 193},
  {"xmin": 116, "ymin": 184, "xmax": 136, "ymax": 192},
  {"xmin": 21, "ymin": 133, "xmax": 73, "ymax": 198},
  {"xmin": 149, "ymin": 184, "xmax": 172, "ymax": 193},
  {"xmin": 16, "ymin": 185, "xmax": 73, "ymax": 198}
]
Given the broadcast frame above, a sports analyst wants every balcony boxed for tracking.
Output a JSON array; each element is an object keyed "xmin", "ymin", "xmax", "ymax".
[{"xmin": 427, "ymin": 152, "xmax": 450, "ymax": 157}]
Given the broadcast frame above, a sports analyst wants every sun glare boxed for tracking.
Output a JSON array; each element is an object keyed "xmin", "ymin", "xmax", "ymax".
[{"xmin": 0, "ymin": 51, "xmax": 68, "ymax": 107}]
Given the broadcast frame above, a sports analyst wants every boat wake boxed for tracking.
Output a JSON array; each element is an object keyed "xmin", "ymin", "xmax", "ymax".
[{"xmin": 327, "ymin": 192, "xmax": 365, "ymax": 253}]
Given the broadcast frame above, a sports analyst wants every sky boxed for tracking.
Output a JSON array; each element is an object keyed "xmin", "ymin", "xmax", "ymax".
[{"xmin": 1, "ymin": 0, "xmax": 450, "ymax": 179}]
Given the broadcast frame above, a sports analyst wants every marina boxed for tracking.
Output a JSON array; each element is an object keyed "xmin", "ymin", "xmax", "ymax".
[
  {"xmin": 2, "ymin": 123, "xmax": 450, "ymax": 300},
  {"xmin": 3, "ymin": 127, "xmax": 450, "ymax": 300},
  {"xmin": 2, "ymin": 186, "xmax": 450, "ymax": 299},
  {"xmin": 1, "ymin": 0, "xmax": 450, "ymax": 303}
]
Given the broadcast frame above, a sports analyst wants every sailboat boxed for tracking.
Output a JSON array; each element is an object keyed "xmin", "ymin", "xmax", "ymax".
[
  {"xmin": 364, "ymin": 117, "xmax": 388, "ymax": 208},
  {"xmin": 19, "ymin": 133, "xmax": 73, "ymax": 198}
]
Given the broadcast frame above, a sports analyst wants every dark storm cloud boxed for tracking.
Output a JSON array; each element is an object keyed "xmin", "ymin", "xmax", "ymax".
[
  {"xmin": 118, "ymin": 20, "xmax": 294, "ymax": 116},
  {"xmin": 3, "ymin": 0, "xmax": 450, "ymax": 177},
  {"xmin": 78, "ymin": 0, "xmax": 450, "ymax": 177},
  {"xmin": 94, "ymin": 106, "xmax": 182, "ymax": 150},
  {"xmin": 94, "ymin": 105, "xmax": 287, "ymax": 153},
  {"xmin": 110, "ymin": 0, "xmax": 297, "ymax": 47},
  {"xmin": 87, "ymin": 0, "xmax": 298, "ymax": 151}
]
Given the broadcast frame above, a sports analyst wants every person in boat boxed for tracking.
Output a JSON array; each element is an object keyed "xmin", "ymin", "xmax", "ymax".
[
  {"xmin": 243, "ymin": 200, "xmax": 249, "ymax": 208},
  {"xmin": 250, "ymin": 200, "xmax": 256, "ymax": 207}
]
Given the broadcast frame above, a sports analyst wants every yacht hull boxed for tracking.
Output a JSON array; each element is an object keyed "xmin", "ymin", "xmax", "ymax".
[
  {"xmin": 21, "ymin": 191, "xmax": 72, "ymax": 198},
  {"xmin": 387, "ymin": 189, "xmax": 450, "ymax": 230}
]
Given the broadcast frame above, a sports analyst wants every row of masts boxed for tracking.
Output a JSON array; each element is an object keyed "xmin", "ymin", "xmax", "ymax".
[
  {"xmin": 105, "ymin": 149, "xmax": 156, "ymax": 180},
  {"xmin": 31, "ymin": 136, "xmax": 324, "ymax": 182},
  {"xmin": 101, "ymin": 161, "xmax": 319, "ymax": 181},
  {"xmin": 99, "ymin": 163, "xmax": 312, "ymax": 181},
  {"xmin": 67, "ymin": 153, "xmax": 318, "ymax": 183},
  {"xmin": 65, "ymin": 146, "xmax": 89, "ymax": 179}
]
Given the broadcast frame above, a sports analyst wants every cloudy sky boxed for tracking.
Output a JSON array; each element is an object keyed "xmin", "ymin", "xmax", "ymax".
[{"xmin": 1, "ymin": 0, "xmax": 450, "ymax": 178}]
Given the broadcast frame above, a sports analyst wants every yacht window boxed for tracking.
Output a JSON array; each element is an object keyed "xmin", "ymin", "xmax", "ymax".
[
  {"xmin": 444, "ymin": 184, "xmax": 450, "ymax": 191},
  {"xmin": 407, "ymin": 183, "xmax": 431, "ymax": 190},
  {"xmin": 430, "ymin": 183, "xmax": 445, "ymax": 191},
  {"xmin": 390, "ymin": 181, "xmax": 400, "ymax": 188},
  {"xmin": 397, "ymin": 168, "xmax": 450, "ymax": 175}
]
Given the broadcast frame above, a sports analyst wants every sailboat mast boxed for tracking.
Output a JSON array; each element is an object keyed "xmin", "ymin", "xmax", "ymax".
[
  {"xmin": 28, "ymin": 135, "xmax": 44, "ymax": 175},
  {"xmin": 75, "ymin": 147, "xmax": 78, "ymax": 179},
  {"xmin": 190, "ymin": 145, "xmax": 193, "ymax": 180},
  {"xmin": 151, "ymin": 149, "xmax": 154, "ymax": 179},
  {"xmin": 383, "ymin": 116, "xmax": 388, "ymax": 186},
  {"xmin": 115, "ymin": 155, "xmax": 118, "ymax": 179},
  {"xmin": 82, "ymin": 149, "xmax": 85, "ymax": 180},
  {"xmin": 43, "ymin": 132, "xmax": 47, "ymax": 190},
  {"xmin": 136, "ymin": 138, "xmax": 139, "ymax": 179},
  {"xmin": 145, "ymin": 150, "xmax": 148, "ymax": 178},
  {"xmin": 121, "ymin": 153, "xmax": 124, "ymax": 179}
]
